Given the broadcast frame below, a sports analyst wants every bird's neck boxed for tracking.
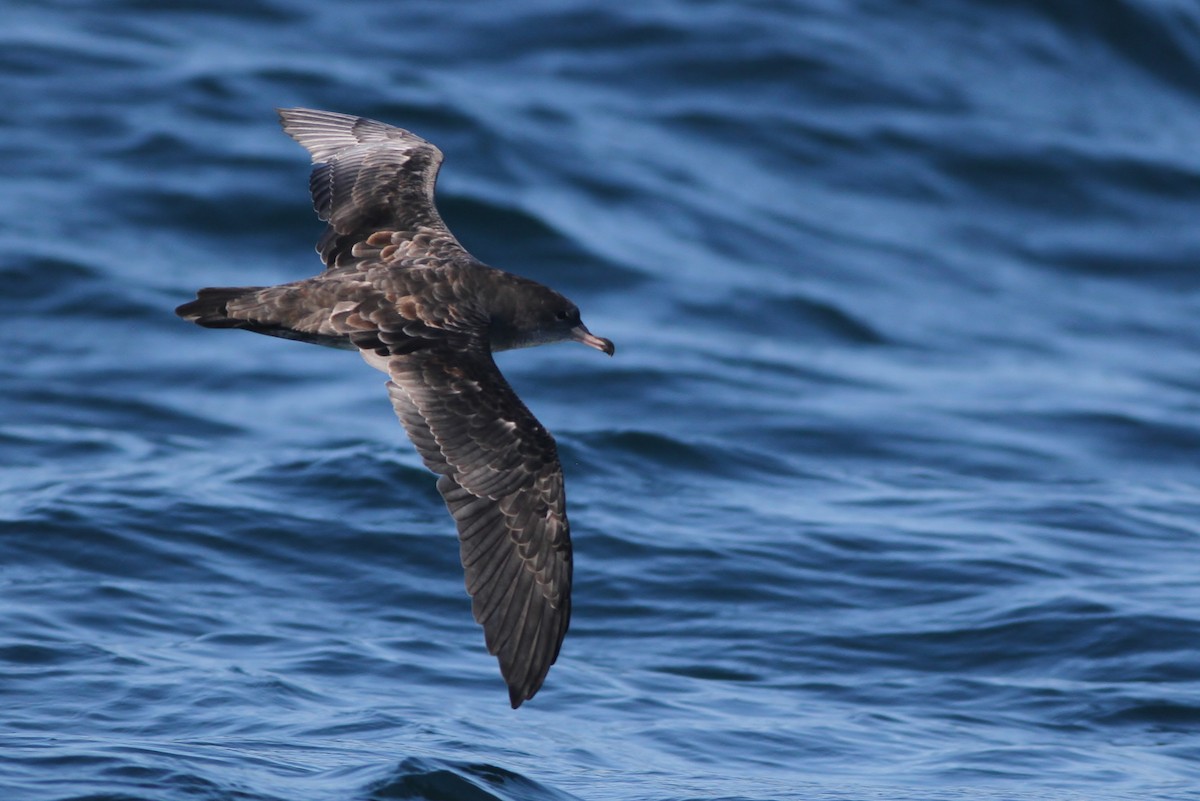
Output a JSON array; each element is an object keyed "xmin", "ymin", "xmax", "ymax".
[{"xmin": 479, "ymin": 271, "xmax": 548, "ymax": 352}]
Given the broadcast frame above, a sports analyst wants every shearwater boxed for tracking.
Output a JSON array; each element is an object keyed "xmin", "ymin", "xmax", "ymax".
[{"xmin": 177, "ymin": 108, "xmax": 614, "ymax": 708}]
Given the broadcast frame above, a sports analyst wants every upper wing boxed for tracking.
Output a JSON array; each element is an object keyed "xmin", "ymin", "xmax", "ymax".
[
  {"xmin": 277, "ymin": 108, "xmax": 467, "ymax": 270},
  {"xmin": 382, "ymin": 339, "xmax": 572, "ymax": 708}
]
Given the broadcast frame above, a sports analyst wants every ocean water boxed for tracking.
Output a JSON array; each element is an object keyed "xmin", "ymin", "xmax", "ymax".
[{"xmin": 3, "ymin": 1, "xmax": 1200, "ymax": 799}]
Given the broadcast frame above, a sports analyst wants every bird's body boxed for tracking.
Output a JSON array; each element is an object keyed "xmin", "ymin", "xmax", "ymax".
[{"xmin": 176, "ymin": 108, "xmax": 612, "ymax": 707}]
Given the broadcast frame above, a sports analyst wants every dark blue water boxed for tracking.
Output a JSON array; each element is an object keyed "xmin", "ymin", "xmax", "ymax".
[{"xmin": 4, "ymin": 1, "xmax": 1200, "ymax": 799}]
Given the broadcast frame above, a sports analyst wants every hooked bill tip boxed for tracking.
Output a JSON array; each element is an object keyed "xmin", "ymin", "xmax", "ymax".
[{"xmin": 573, "ymin": 326, "xmax": 614, "ymax": 356}]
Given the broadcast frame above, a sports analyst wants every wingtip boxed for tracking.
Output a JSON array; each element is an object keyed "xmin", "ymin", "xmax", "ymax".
[
  {"xmin": 276, "ymin": 107, "xmax": 301, "ymax": 140},
  {"xmin": 276, "ymin": 106, "xmax": 314, "ymax": 133},
  {"xmin": 508, "ymin": 683, "xmax": 534, "ymax": 709}
]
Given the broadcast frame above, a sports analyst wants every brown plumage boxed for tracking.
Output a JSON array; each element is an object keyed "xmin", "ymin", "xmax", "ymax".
[{"xmin": 176, "ymin": 108, "xmax": 613, "ymax": 708}]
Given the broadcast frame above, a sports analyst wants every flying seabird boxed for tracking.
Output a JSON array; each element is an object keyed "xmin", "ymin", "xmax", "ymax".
[{"xmin": 176, "ymin": 108, "xmax": 613, "ymax": 708}]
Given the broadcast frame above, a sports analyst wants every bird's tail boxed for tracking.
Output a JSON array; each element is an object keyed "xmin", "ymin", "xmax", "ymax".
[
  {"xmin": 175, "ymin": 285, "xmax": 356, "ymax": 351},
  {"xmin": 175, "ymin": 286, "xmax": 266, "ymax": 329}
]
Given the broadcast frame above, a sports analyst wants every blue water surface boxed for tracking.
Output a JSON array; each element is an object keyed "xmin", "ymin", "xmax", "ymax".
[{"xmin": 3, "ymin": 1, "xmax": 1200, "ymax": 799}]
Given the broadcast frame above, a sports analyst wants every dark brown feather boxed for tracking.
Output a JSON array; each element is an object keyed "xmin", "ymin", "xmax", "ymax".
[{"xmin": 385, "ymin": 342, "xmax": 572, "ymax": 708}]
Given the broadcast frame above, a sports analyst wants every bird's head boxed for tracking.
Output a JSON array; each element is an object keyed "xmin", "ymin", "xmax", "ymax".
[{"xmin": 489, "ymin": 279, "xmax": 614, "ymax": 356}]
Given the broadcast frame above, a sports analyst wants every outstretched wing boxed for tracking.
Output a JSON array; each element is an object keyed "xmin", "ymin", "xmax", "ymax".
[
  {"xmin": 277, "ymin": 108, "xmax": 467, "ymax": 271},
  {"xmin": 382, "ymin": 339, "xmax": 572, "ymax": 708}
]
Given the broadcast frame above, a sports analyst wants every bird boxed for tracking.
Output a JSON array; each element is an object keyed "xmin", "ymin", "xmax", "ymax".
[{"xmin": 176, "ymin": 108, "xmax": 614, "ymax": 708}]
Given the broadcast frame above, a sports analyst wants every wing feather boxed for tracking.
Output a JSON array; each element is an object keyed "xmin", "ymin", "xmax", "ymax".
[
  {"xmin": 277, "ymin": 108, "xmax": 467, "ymax": 270},
  {"xmin": 381, "ymin": 341, "xmax": 572, "ymax": 707}
]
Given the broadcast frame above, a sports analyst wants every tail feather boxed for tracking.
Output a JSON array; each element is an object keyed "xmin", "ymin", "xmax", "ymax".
[
  {"xmin": 175, "ymin": 286, "xmax": 265, "ymax": 329},
  {"xmin": 175, "ymin": 285, "xmax": 356, "ymax": 351}
]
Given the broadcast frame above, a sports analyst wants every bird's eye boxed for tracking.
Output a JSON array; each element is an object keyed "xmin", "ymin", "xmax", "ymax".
[{"xmin": 556, "ymin": 309, "xmax": 576, "ymax": 322}]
